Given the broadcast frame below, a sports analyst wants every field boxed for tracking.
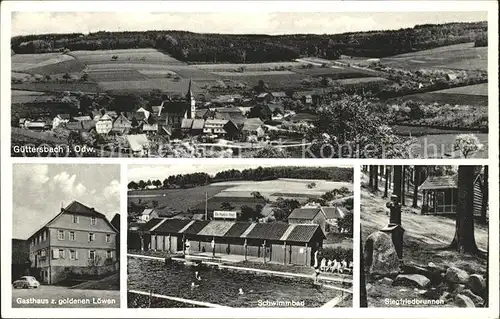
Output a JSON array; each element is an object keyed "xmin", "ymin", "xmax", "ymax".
[
  {"xmin": 11, "ymin": 48, "xmax": 394, "ymax": 94},
  {"xmin": 414, "ymin": 133, "xmax": 488, "ymax": 158},
  {"xmin": 212, "ymin": 178, "xmax": 353, "ymax": 201},
  {"xmin": 69, "ymin": 48, "xmax": 186, "ymax": 65},
  {"xmin": 393, "ymin": 82, "xmax": 488, "ymax": 106},
  {"xmin": 127, "ymin": 185, "xmax": 231, "ymax": 213},
  {"xmin": 380, "ymin": 42, "xmax": 487, "ymax": 71}
]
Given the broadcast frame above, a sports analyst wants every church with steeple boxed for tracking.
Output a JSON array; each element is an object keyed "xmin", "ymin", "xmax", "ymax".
[{"xmin": 153, "ymin": 79, "xmax": 196, "ymax": 131}]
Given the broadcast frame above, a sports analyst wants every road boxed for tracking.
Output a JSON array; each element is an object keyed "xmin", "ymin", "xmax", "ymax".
[{"xmin": 12, "ymin": 285, "xmax": 120, "ymax": 308}]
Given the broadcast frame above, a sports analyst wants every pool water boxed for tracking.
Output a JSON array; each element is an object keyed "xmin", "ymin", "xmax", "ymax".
[{"xmin": 128, "ymin": 257, "xmax": 343, "ymax": 308}]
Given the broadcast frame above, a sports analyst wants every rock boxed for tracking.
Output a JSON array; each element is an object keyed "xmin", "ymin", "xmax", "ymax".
[
  {"xmin": 416, "ymin": 289, "xmax": 427, "ymax": 295},
  {"xmin": 427, "ymin": 261, "xmax": 446, "ymax": 273},
  {"xmin": 439, "ymin": 291, "xmax": 452, "ymax": 301},
  {"xmin": 378, "ymin": 277, "xmax": 393, "ymax": 286},
  {"xmin": 393, "ymin": 274, "xmax": 431, "ymax": 288},
  {"xmin": 399, "ymin": 288, "xmax": 408, "ymax": 292},
  {"xmin": 445, "ymin": 267, "xmax": 470, "ymax": 284},
  {"xmin": 364, "ymin": 231, "xmax": 400, "ymax": 276},
  {"xmin": 462, "ymin": 289, "xmax": 484, "ymax": 306},
  {"xmin": 403, "ymin": 262, "xmax": 442, "ymax": 284},
  {"xmin": 467, "ymin": 274, "xmax": 486, "ymax": 296},
  {"xmin": 454, "ymin": 294, "xmax": 476, "ymax": 308},
  {"xmin": 452, "ymin": 284, "xmax": 466, "ymax": 294}
]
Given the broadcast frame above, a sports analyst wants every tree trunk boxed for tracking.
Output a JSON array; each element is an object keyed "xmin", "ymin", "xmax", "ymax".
[
  {"xmin": 412, "ymin": 166, "xmax": 420, "ymax": 208},
  {"xmin": 393, "ymin": 166, "xmax": 402, "ymax": 203},
  {"xmin": 450, "ymin": 166, "xmax": 479, "ymax": 253},
  {"xmin": 360, "ymin": 227, "xmax": 368, "ymax": 307},
  {"xmin": 383, "ymin": 166, "xmax": 389, "ymax": 198},
  {"xmin": 368, "ymin": 166, "xmax": 374, "ymax": 189},
  {"xmin": 374, "ymin": 165, "xmax": 379, "ymax": 191},
  {"xmin": 480, "ymin": 166, "xmax": 488, "ymax": 223},
  {"xmin": 388, "ymin": 166, "xmax": 392, "ymax": 190},
  {"xmin": 401, "ymin": 166, "xmax": 406, "ymax": 206}
]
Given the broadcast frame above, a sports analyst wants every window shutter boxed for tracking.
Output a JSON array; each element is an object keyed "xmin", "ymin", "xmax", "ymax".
[
  {"xmin": 88, "ymin": 250, "xmax": 91, "ymax": 259},
  {"xmin": 52, "ymin": 249, "xmax": 59, "ymax": 259},
  {"xmin": 76, "ymin": 251, "xmax": 79, "ymax": 260},
  {"xmin": 61, "ymin": 250, "xmax": 65, "ymax": 259}
]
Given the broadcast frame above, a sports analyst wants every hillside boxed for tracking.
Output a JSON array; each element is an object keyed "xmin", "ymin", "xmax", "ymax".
[{"xmin": 12, "ymin": 21, "xmax": 487, "ymax": 62}]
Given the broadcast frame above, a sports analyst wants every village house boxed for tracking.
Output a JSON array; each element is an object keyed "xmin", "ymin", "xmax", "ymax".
[
  {"xmin": 72, "ymin": 115, "xmax": 92, "ymax": 122},
  {"xmin": 288, "ymin": 207, "xmax": 328, "ymax": 233},
  {"xmin": 139, "ymin": 208, "xmax": 159, "ymax": 222},
  {"xmin": 181, "ymin": 118, "xmax": 205, "ymax": 135},
  {"xmin": 27, "ymin": 201, "xmax": 118, "ymax": 284},
  {"xmin": 125, "ymin": 134, "xmax": 150, "ymax": 157},
  {"xmin": 142, "ymin": 123, "xmax": 159, "ymax": 135},
  {"xmin": 241, "ymin": 118, "xmax": 266, "ymax": 139},
  {"xmin": 270, "ymin": 91, "xmax": 288, "ymax": 101},
  {"xmin": 203, "ymin": 119, "xmax": 229, "ymax": 137},
  {"xmin": 112, "ymin": 113, "xmax": 132, "ymax": 134},
  {"xmin": 95, "ymin": 113, "xmax": 113, "ymax": 135},
  {"xmin": 52, "ymin": 114, "xmax": 70, "ymax": 130},
  {"xmin": 24, "ymin": 119, "xmax": 49, "ymax": 131}
]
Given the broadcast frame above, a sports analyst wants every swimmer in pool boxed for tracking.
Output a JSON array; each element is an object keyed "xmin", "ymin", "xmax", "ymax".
[
  {"xmin": 191, "ymin": 282, "xmax": 199, "ymax": 289},
  {"xmin": 195, "ymin": 271, "xmax": 201, "ymax": 281},
  {"xmin": 238, "ymin": 288, "xmax": 244, "ymax": 295}
]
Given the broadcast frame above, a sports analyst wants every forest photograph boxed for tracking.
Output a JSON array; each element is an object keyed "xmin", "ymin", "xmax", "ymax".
[{"xmin": 359, "ymin": 165, "xmax": 488, "ymax": 308}]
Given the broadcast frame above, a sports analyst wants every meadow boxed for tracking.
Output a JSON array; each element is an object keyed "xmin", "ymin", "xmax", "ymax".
[
  {"xmin": 393, "ymin": 82, "xmax": 488, "ymax": 106},
  {"xmin": 380, "ymin": 42, "xmax": 487, "ymax": 71}
]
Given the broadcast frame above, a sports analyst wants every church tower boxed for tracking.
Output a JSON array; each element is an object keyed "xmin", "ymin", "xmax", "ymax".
[{"xmin": 186, "ymin": 79, "xmax": 196, "ymax": 119}]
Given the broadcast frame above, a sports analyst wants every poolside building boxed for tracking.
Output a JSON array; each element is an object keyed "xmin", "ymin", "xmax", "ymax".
[{"xmin": 133, "ymin": 219, "xmax": 325, "ymax": 266}]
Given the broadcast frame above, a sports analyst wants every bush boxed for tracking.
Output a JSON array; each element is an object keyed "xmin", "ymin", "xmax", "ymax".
[{"xmin": 320, "ymin": 246, "xmax": 353, "ymax": 262}]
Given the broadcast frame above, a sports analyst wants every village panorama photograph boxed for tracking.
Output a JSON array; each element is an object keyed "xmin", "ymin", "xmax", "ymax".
[
  {"xmin": 359, "ymin": 165, "xmax": 489, "ymax": 308},
  {"xmin": 127, "ymin": 164, "xmax": 354, "ymax": 308},
  {"xmin": 10, "ymin": 11, "xmax": 488, "ymax": 158},
  {"xmin": 11, "ymin": 164, "xmax": 121, "ymax": 308}
]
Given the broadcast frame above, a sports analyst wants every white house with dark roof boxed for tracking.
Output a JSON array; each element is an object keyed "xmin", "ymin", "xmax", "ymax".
[{"xmin": 27, "ymin": 201, "xmax": 118, "ymax": 284}]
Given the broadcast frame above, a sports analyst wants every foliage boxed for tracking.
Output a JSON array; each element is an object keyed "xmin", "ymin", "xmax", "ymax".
[
  {"xmin": 239, "ymin": 205, "xmax": 261, "ymax": 222},
  {"xmin": 337, "ymin": 212, "xmax": 353, "ymax": 234},
  {"xmin": 254, "ymin": 145, "xmax": 290, "ymax": 158},
  {"xmin": 12, "ymin": 22, "xmax": 487, "ymax": 61},
  {"xmin": 273, "ymin": 197, "xmax": 301, "ymax": 221},
  {"xmin": 453, "ymin": 134, "xmax": 484, "ymax": 158},
  {"xmin": 307, "ymin": 95, "xmax": 419, "ymax": 158},
  {"xmin": 248, "ymin": 104, "xmax": 272, "ymax": 121}
]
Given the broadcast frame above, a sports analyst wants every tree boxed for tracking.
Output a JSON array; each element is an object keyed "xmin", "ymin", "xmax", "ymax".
[
  {"xmin": 253, "ymin": 79, "xmax": 268, "ymax": 93},
  {"xmin": 152, "ymin": 200, "xmax": 159, "ymax": 208},
  {"xmin": 383, "ymin": 166, "xmax": 389, "ymax": 198},
  {"xmin": 62, "ymin": 73, "xmax": 71, "ymax": 83},
  {"xmin": 274, "ymin": 198, "xmax": 300, "ymax": 221},
  {"xmin": 480, "ymin": 166, "xmax": 488, "ymax": 223},
  {"xmin": 247, "ymin": 135, "xmax": 258, "ymax": 148},
  {"xmin": 337, "ymin": 212, "xmax": 353, "ymax": 234},
  {"xmin": 307, "ymin": 95, "xmax": 418, "ymax": 158},
  {"xmin": 401, "ymin": 166, "xmax": 406, "ymax": 206},
  {"xmin": 412, "ymin": 166, "xmax": 420, "ymax": 208},
  {"xmin": 220, "ymin": 202, "xmax": 233, "ymax": 211},
  {"xmin": 374, "ymin": 165, "xmax": 379, "ymax": 190},
  {"xmin": 250, "ymin": 191, "xmax": 264, "ymax": 200},
  {"xmin": 248, "ymin": 104, "xmax": 272, "ymax": 121},
  {"xmin": 393, "ymin": 166, "xmax": 403, "ymax": 202},
  {"xmin": 80, "ymin": 73, "xmax": 89, "ymax": 82},
  {"xmin": 240, "ymin": 205, "xmax": 260, "ymax": 222},
  {"xmin": 87, "ymin": 253, "xmax": 102, "ymax": 275},
  {"xmin": 360, "ymin": 228, "xmax": 368, "ymax": 307},
  {"xmin": 138, "ymin": 180, "xmax": 146, "ymax": 189},
  {"xmin": 453, "ymin": 134, "xmax": 484, "ymax": 158},
  {"xmin": 449, "ymin": 166, "xmax": 479, "ymax": 254},
  {"xmin": 128, "ymin": 181, "xmax": 139, "ymax": 190},
  {"xmin": 255, "ymin": 145, "xmax": 289, "ymax": 158}
]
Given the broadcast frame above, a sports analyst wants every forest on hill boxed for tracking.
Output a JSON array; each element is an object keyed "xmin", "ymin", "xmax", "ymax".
[{"xmin": 12, "ymin": 21, "xmax": 487, "ymax": 63}]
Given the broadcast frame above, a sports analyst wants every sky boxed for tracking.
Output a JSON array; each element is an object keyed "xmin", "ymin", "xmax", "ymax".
[
  {"xmin": 128, "ymin": 164, "xmax": 350, "ymax": 182},
  {"xmin": 11, "ymin": 12, "xmax": 487, "ymax": 37},
  {"xmin": 13, "ymin": 164, "xmax": 120, "ymax": 239}
]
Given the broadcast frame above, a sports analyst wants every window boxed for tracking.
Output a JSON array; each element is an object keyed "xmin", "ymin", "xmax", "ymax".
[
  {"xmin": 91, "ymin": 217, "xmax": 97, "ymax": 225},
  {"xmin": 89, "ymin": 250, "xmax": 96, "ymax": 261},
  {"xmin": 105, "ymin": 234, "xmax": 111, "ymax": 243},
  {"xmin": 88, "ymin": 233, "xmax": 95, "ymax": 242},
  {"xmin": 59, "ymin": 249, "xmax": 65, "ymax": 259},
  {"xmin": 72, "ymin": 215, "xmax": 79, "ymax": 223},
  {"xmin": 106, "ymin": 251, "xmax": 112, "ymax": 259},
  {"xmin": 40, "ymin": 249, "xmax": 46, "ymax": 257},
  {"xmin": 69, "ymin": 231, "xmax": 75, "ymax": 241},
  {"xmin": 58, "ymin": 230, "xmax": 64, "ymax": 240},
  {"xmin": 70, "ymin": 250, "xmax": 77, "ymax": 260}
]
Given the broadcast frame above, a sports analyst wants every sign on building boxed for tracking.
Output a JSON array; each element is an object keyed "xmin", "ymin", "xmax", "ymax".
[{"xmin": 213, "ymin": 211, "xmax": 237, "ymax": 220}]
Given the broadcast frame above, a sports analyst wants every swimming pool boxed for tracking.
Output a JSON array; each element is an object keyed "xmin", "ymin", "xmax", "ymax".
[{"xmin": 128, "ymin": 257, "xmax": 347, "ymax": 308}]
